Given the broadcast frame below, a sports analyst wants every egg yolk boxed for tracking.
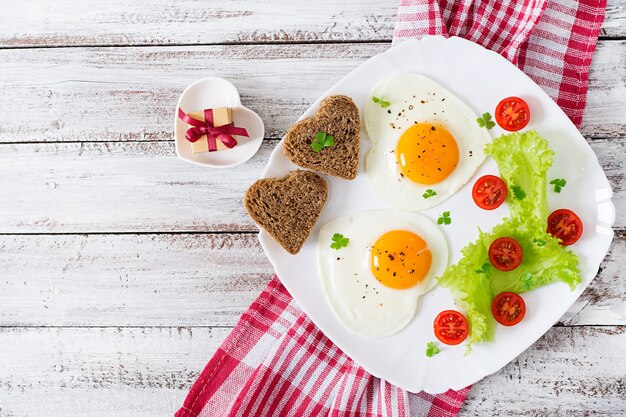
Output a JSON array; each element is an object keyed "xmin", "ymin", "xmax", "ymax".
[
  {"xmin": 370, "ymin": 230, "xmax": 432, "ymax": 289},
  {"xmin": 396, "ymin": 123, "xmax": 459, "ymax": 185}
]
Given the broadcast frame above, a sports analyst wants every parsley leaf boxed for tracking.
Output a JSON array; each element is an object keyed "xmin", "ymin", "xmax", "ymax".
[
  {"xmin": 520, "ymin": 272, "xmax": 534, "ymax": 292},
  {"xmin": 311, "ymin": 131, "xmax": 335, "ymax": 152},
  {"xmin": 330, "ymin": 233, "xmax": 350, "ymax": 250},
  {"xmin": 511, "ymin": 185, "xmax": 526, "ymax": 200},
  {"xmin": 437, "ymin": 211, "xmax": 452, "ymax": 225},
  {"xmin": 550, "ymin": 178, "xmax": 567, "ymax": 193},
  {"xmin": 476, "ymin": 112, "xmax": 496, "ymax": 129},
  {"xmin": 426, "ymin": 341, "xmax": 441, "ymax": 358},
  {"xmin": 533, "ymin": 238, "xmax": 546, "ymax": 247},
  {"xmin": 422, "ymin": 189, "xmax": 437, "ymax": 199},
  {"xmin": 372, "ymin": 96, "xmax": 391, "ymax": 108},
  {"xmin": 475, "ymin": 262, "xmax": 491, "ymax": 274}
]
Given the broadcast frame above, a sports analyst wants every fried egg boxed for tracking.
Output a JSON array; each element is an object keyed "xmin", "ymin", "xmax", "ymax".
[
  {"xmin": 364, "ymin": 73, "xmax": 490, "ymax": 210},
  {"xmin": 318, "ymin": 210, "xmax": 448, "ymax": 338}
]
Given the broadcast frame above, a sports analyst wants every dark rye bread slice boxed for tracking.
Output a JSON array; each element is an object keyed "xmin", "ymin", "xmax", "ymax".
[
  {"xmin": 283, "ymin": 95, "xmax": 360, "ymax": 180},
  {"xmin": 244, "ymin": 170, "xmax": 328, "ymax": 255}
]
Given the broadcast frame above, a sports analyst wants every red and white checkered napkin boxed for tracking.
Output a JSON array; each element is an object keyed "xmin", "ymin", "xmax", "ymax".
[
  {"xmin": 176, "ymin": 1, "xmax": 605, "ymax": 416},
  {"xmin": 176, "ymin": 277, "xmax": 468, "ymax": 417},
  {"xmin": 395, "ymin": 0, "xmax": 607, "ymax": 128}
]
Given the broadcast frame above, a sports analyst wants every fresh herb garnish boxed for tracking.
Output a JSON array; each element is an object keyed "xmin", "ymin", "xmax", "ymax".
[
  {"xmin": 372, "ymin": 96, "xmax": 391, "ymax": 108},
  {"xmin": 422, "ymin": 189, "xmax": 437, "ymax": 199},
  {"xmin": 533, "ymin": 238, "xmax": 546, "ymax": 247},
  {"xmin": 550, "ymin": 178, "xmax": 567, "ymax": 193},
  {"xmin": 311, "ymin": 131, "xmax": 335, "ymax": 152},
  {"xmin": 426, "ymin": 341, "xmax": 441, "ymax": 358},
  {"xmin": 520, "ymin": 272, "xmax": 534, "ymax": 292},
  {"xmin": 330, "ymin": 233, "xmax": 350, "ymax": 250},
  {"xmin": 511, "ymin": 185, "xmax": 526, "ymax": 200},
  {"xmin": 476, "ymin": 112, "xmax": 496, "ymax": 129},
  {"xmin": 475, "ymin": 262, "xmax": 491, "ymax": 274},
  {"xmin": 437, "ymin": 211, "xmax": 452, "ymax": 225}
]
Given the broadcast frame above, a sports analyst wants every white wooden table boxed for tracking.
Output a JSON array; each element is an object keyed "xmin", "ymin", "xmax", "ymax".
[{"xmin": 0, "ymin": 1, "xmax": 625, "ymax": 416}]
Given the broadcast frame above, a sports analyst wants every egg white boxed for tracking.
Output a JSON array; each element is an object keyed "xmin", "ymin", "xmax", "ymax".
[
  {"xmin": 364, "ymin": 73, "xmax": 491, "ymax": 211},
  {"xmin": 318, "ymin": 210, "xmax": 448, "ymax": 338}
]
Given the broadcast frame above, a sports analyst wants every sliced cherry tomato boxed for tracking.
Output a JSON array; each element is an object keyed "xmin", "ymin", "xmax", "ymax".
[
  {"xmin": 472, "ymin": 175, "xmax": 507, "ymax": 210},
  {"xmin": 495, "ymin": 97, "xmax": 530, "ymax": 131},
  {"xmin": 492, "ymin": 292, "xmax": 526, "ymax": 326},
  {"xmin": 433, "ymin": 310, "xmax": 469, "ymax": 345},
  {"xmin": 488, "ymin": 237, "xmax": 523, "ymax": 271},
  {"xmin": 547, "ymin": 209, "xmax": 583, "ymax": 246}
]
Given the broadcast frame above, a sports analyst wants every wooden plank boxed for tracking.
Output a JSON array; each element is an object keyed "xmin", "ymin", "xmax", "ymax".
[
  {"xmin": 0, "ymin": 233, "xmax": 273, "ymax": 327},
  {"xmin": 603, "ymin": 0, "xmax": 626, "ymax": 37},
  {"xmin": 0, "ymin": 0, "xmax": 624, "ymax": 48},
  {"xmin": 460, "ymin": 326, "xmax": 626, "ymax": 417},
  {"xmin": 0, "ymin": 141, "xmax": 268, "ymax": 233},
  {"xmin": 0, "ymin": 41, "xmax": 624, "ymax": 144},
  {"xmin": 582, "ymin": 40, "xmax": 626, "ymax": 138},
  {"xmin": 0, "ymin": 326, "xmax": 226, "ymax": 417},
  {"xmin": 0, "ymin": 0, "xmax": 396, "ymax": 47},
  {"xmin": 0, "ymin": 326, "xmax": 623, "ymax": 417},
  {"xmin": 0, "ymin": 43, "xmax": 383, "ymax": 143},
  {"xmin": 0, "ymin": 232, "xmax": 623, "ymax": 327},
  {"xmin": 0, "ymin": 138, "xmax": 623, "ymax": 234}
]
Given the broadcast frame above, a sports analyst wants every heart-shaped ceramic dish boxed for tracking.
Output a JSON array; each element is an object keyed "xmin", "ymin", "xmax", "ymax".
[
  {"xmin": 255, "ymin": 36, "xmax": 615, "ymax": 394},
  {"xmin": 174, "ymin": 77, "xmax": 264, "ymax": 168}
]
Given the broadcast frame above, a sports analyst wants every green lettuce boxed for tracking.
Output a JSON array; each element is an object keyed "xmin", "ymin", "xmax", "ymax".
[
  {"xmin": 438, "ymin": 130, "xmax": 582, "ymax": 348},
  {"xmin": 484, "ymin": 219, "xmax": 581, "ymax": 295},
  {"xmin": 484, "ymin": 130, "xmax": 554, "ymax": 222},
  {"xmin": 437, "ymin": 235, "xmax": 495, "ymax": 345}
]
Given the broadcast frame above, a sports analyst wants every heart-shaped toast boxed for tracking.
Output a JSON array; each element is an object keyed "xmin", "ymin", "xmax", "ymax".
[
  {"xmin": 283, "ymin": 95, "xmax": 360, "ymax": 180},
  {"xmin": 244, "ymin": 170, "xmax": 328, "ymax": 255}
]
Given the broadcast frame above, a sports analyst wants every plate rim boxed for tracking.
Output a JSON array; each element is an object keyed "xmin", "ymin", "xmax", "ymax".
[{"xmin": 256, "ymin": 35, "xmax": 616, "ymax": 393}]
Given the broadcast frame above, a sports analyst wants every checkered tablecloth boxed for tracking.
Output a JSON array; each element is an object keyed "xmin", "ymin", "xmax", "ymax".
[{"xmin": 176, "ymin": 1, "xmax": 605, "ymax": 415}]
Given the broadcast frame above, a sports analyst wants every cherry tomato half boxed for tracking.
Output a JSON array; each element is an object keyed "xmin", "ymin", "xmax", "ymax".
[
  {"xmin": 492, "ymin": 292, "xmax": 526, "ymax": 326},
  {"xmin": 547, "ymin": 209, "xmax": 583, "ymax": 246},
  {"xmin": 472, "ymin": 175, "xmax": 507, "ymax": 210},
  {"xmin": 488, "ymin": 237, "xmax": 523, "ymax": 271},
  {"xmin": 495, "ymin": 97, "xmax": 530, "ymax": 131},
  {"xmin": 433, "ymin": 310, "xmax": 469, "ymax": 345}
]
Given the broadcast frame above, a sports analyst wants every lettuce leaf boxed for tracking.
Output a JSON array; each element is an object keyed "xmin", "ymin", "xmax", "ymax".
[
  {"xmin": 438, "ymin": 130, "xmax": 582, "ymax": 348},
  {"xmin": 484, "ymin": 218, "xmax": 581, "ymax": 295},
  {"xmin": 437, "ymin": 236, "xmax": 495, "ymax": 345},
  {"xmin": 485, "ymin": 130, "xmax": 554, "ymax": 222}
]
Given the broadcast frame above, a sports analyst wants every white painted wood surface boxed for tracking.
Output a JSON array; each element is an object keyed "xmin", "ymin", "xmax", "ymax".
[
  {"xmin": 1, "ymin": 139, "xmax": 623, "ymax": 233},
  {"xmin": 0, "ymin": 232, "xmax": 622, "ymax": 327},
  {"xmin": 0, "ymin": 327, "xmax": 623, "ymax": 417},
  {"xmin": 0, "ymin": 41, "xmax": 624, "ymax": 143},
  {"xmin": 0, "ymin": 0, "xmax": 625, "ymax": 416},
  {"xmin": 0, "ymin": 0, "xmax": 624, "ymax": 47}
]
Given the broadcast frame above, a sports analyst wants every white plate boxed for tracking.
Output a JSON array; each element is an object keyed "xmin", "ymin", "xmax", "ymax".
[
  {"xmin": 256, "ymin": 36, "xmax": 615, "ymax": 393},
  {"xmin": 174, "ymin": 77, "xmax": 264, "ymax": 168}
]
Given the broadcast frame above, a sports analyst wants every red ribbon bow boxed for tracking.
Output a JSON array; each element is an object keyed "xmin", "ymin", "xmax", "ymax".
[{"xmin": 178, "ymin": 108, "xmax": 249, "ymax": 152}]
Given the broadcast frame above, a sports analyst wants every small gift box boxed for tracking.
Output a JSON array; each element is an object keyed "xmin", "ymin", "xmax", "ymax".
[{"xmin": 178, "ymin": 107, "xmax": 249, "ymax": 154}]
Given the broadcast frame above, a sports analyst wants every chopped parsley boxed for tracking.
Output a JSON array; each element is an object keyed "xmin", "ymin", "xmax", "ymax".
[
  {"xmin": 310, "ymin": 131, "xmax": 335, "ymax": 152},
  {"xmin": 422, "ymin": 189, "xmax": 437, "ymax": 199},
  {"xmin": 476, "ymin": 112, "xmax": 496, "ymax": 129},
  {"xmin": 520, "ymin": 272, "xmax": 535, "ymax": 292},
  {"xmin": 533, "ymin": 238, "xmax": 546, "ymax": 247},
  {"xmin": 511, "ymin": 185, "xmax": 526, "ymax": 200},
  {"xmin": 372, "ymin": 96, "xmax": 391, "ymax": 108},
  {"xmin": 550, "ymin": 178, "xmax": 567, "ymax": 193},
  {"xmin": 437, "ymin": 211, "xmax": 452, "ymax": 225},
  {"xmin": 330, "ymin": 233, "xmax": 350, "ymax": 250},
  {"xmin": 474, "ymin": 262, "xmax": 491, "ymax": 274},
  {"xmin": 426, "ymin": 341, "xmax": 441, "ymax": 357}
]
